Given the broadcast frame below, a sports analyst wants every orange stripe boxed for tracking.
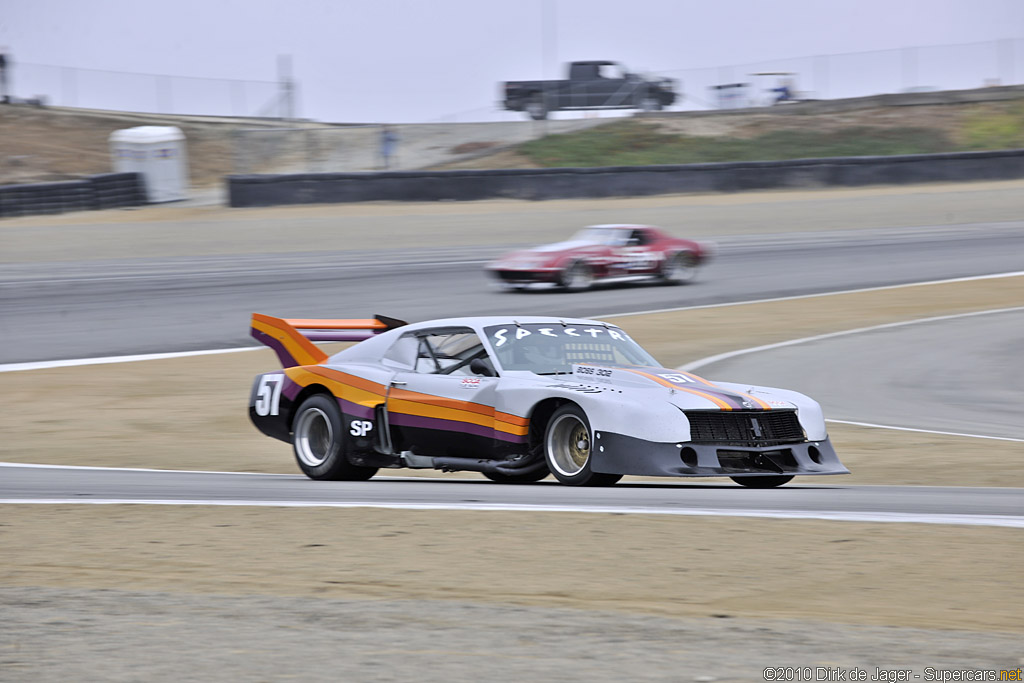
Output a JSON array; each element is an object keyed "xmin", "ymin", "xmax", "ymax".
[
  {"xmin": 285, "ymin": 318, "xmax": 388, "ymax": 330},
  {"xmin": 306, "ymin": 367, "xmax": 387, "ymax": 396},
  {"xmin": 679, "ymin": 370, "xmax": 772, "ymax": 410},
  {"xmin": 287, "ymin": 367, "xmax": 530, "ymax": 433},
  {"xmin": 496, "ymin": 411, "xmax": 529, "ymax": 427},
  {"xmin": 622, "ymin": 369, "xmax": 734, "ymax": 410},
  {"xmin": 252, "ymin": 314, "xmax": 327, "ymax": 366}
]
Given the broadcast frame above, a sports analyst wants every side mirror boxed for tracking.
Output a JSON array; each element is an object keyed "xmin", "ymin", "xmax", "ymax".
[{"xmin": 470, "ymin": 357, "xmax": 497, "ymax": 377}]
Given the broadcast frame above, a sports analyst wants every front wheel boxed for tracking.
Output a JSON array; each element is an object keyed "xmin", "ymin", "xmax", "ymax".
[
  {"xmin": 659, "ymin": 252, "xmax": 698, "ymax": 285},
  {"xmin": 729, "ymin": 475, "xmax": 794, "ymax": 488},
  {"xmin": 292, "ymin": 394, "xmax": 378, "ymax": 481},
  {"xmin": 543, "ymin": 404, "xmax": 622, "ymax": 487},
  {"xmin": 560, "ymin": 261, "xmax": 593, "ymax": 292}
]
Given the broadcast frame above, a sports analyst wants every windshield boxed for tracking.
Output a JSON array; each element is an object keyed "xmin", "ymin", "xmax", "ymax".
[
  {"xmin": 569, "ymin": 227, "xmax": 630, "ymax": 247},
  {"xmin": 484, "ymin": 323, "xmax": 659, "ymax": 375}
]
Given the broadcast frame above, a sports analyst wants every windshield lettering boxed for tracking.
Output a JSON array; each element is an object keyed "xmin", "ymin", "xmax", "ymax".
[{"xmin": 485, "ymin": 323, "xmax": 659, "ymax": 375}]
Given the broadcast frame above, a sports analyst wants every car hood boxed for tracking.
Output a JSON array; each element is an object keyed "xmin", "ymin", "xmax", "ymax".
[
  {"xmin": 526, "ymin": 239, "xmax": 603, "ymax": 253},
  {"xmin": 494, "ymin": 240, "xmax": 604, "ymax": 262},
  {"xmin": 563, "ymin": 364, "xmax": 796, "ymax": 411}
]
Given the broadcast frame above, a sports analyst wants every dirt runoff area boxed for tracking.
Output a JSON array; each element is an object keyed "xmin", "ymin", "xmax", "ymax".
[{"xmin": 2, "ymin": 274, "xmax": 1022, "ymax": 679}]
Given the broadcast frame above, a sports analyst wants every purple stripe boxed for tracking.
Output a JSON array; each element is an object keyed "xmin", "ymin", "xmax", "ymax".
[
  {"xmin": 251, "ymin": 328, "xmax": 297, "ymax": 368},
  {"xmin": 338, "ymin": 396, "xmax": 375, "ymax": 420},
  {"xmin": 283, "ymin": 378, "xmax": 301, "ymax": 401},
  {"xmin": 389, "ymin": 412, "xmax": 528, "ymax": 443}
]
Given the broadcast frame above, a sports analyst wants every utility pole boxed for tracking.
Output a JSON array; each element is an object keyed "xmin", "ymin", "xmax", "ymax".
[{"xmin": 278, "ymin": 54, "xmax": 295, "ymax": 120}]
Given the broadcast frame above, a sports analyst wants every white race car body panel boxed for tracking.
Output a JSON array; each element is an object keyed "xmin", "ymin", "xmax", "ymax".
[{"xmin": 249, "ymin": 314, "xmax": 846, "ymax": 480}]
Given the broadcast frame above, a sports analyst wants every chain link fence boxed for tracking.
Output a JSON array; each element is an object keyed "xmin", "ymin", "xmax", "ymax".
[
  {"xmin": 6, "ymin": 39, "xmax": 1022, "ymax": 121},
  {"xmin": 669, "ymin": 39, "xmax": 1024, "ymax": 109},
  {"xmin": 11, "ymin": 62, "xmax": 283, "ymax": 118}
]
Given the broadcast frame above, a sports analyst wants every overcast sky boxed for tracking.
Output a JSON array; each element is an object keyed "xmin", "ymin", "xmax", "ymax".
[{"xmin": 2, "ymin": 0, "xmax": 1022, "ymax": 122}]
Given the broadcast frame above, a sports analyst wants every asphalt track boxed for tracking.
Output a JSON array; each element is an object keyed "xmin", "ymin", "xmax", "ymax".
[
  {"xmin": 1, "ymin": 221, "xmax": 1022, "ymax": 363},
  {"xmin": 2, "ymin": 219, "xmax": 1021, "ymax": 523},
  {"xmin": 690, "ymin": 307, "xmax": 1024, "ymax": 441},
  {"xmin": 3, "ymin": 466, "xmax": 1022, "ymax": 527}
]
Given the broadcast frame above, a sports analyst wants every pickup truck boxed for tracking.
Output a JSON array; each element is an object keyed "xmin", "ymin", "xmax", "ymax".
[{"xmin": 502, "ymin": 61, "xmax": 677, "ymax": 120}]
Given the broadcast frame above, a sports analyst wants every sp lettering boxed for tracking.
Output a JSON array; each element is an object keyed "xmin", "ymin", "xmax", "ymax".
[{"xmin": 349, "ymin": 420, "xmax": 374, "ymax": 437}]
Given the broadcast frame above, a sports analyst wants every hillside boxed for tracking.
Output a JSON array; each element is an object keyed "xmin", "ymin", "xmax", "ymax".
[
  {"xmin": 3, "ymin": 85, "xmax": 1023, "ymax": 188},
  {"xmin": 439, "ymin": 86, "xmax": 1024, "ymax": 169}
]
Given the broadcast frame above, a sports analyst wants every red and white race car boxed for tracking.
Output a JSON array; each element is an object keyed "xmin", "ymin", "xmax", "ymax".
[{"xmin": 486, "ymin": 224, "xmax": 709, "ymax": 291}]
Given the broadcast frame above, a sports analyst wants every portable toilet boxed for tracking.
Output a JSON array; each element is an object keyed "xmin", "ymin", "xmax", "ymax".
[{"xmin": 109, "ymin": 126, "xmax": 189, "ymax": 202}]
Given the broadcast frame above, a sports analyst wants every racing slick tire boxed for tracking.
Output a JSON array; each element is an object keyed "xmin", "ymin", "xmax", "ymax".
[
  {"xmin": 659, "ymin": 252, "xmax": 698, "ymax": 285},
  {"xmin": 543, "ymin": 404, "xmax": 622, "ymax": 487},
  {"xmin": 729, "ymin": 475, "xmax": 794, "ymax": 488},
  {"xmin": 483, "ymin": 469, "xmax": 550, "ymax": 484},
  {"xmin": 292, "ymin": 394, "xmax": 378, "ymax": 481},
  {"xmin": 560, "ymin": 261, "xmax": 594, "ymax": 292}
]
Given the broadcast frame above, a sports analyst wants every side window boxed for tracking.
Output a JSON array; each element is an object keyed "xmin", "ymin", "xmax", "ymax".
[
  {"xmin": 629, "ymin": 229, "xmax": 649, "ymax": 246},
  {"xmin": 382, "ymin": 335, "xmax": 417, "ymax": 370},
  {"xmin": 412, "ymin": 331, "xmax": 488, "ymax": 376}
]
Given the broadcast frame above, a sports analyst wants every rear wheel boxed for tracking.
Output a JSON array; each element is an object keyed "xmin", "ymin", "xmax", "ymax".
[
  {"xmin": 659, "ymin": 252, "xmax": 698, "ymax": 285},
  {"xmin": 544, "ymin": 404, "xmax": 622, "ymax": 487},
  {"xmin": 525, "ymin": 95, "xmax": 549, "ymax": 120},
  {"xmin": 560, "ymin": 261, "xmax": 593, "ymax": 292},
  {"xmin": 292, "ymin": 394, "xmax": 378, "ymax": 481},
  {"xmin": 729, "ymin": 475, "xmax": 794, "ymax": 488},
  {"xmin": 638, "ymin": 95, "xmax": 662, "ymax": 112}
]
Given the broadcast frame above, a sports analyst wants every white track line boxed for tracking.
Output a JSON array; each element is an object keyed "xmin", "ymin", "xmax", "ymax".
[
  {"xmin": 825, "ymin": 419, "xmax": 1024, "ymax": 443},
  {"xmin": 680, "ymin": 306, "xmax": 1024, "ymax": 443},
  {"xmin": 605, "ymin": 270, "xmax": 1024, "ymax": 319},
  {"xmin": 2, "ymin": 270, "xmax": 1022, "ymax": 374},
  {"xmin": 0, "ymin": 346, "xmax": 259, "ymax": 373},
  {"xmin": 1, "ymin": 498, "xmax": 1020, "ymax": 528},
  {"xmin": 680, "ymin": 305, "xmax": 1024, "ymax": 372}
]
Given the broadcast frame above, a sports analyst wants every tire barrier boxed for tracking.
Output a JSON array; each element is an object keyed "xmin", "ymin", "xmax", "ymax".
[
  {"xmin": 0, "ymin": 172, "xmax": 146, "ymax": 218},
  {"xmin": 227, "ymin": 148, "xmax": 1024, "ymax": 207}
]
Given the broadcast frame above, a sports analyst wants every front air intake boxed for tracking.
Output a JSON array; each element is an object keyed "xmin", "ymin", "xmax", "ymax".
[{"xmin": 684, "ymin": 410, "xmax": 804, "ymax": 447}]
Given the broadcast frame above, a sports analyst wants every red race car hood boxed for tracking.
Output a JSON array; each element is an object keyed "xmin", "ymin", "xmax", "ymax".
[{"xmin": 525, "ymin": 239, "xmax": 602, "ymax": 254}]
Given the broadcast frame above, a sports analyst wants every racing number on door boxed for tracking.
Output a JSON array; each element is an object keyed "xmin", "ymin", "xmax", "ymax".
[{"xmin": 254, "ymin": 373, "xmax": 285, "ymax": 416}]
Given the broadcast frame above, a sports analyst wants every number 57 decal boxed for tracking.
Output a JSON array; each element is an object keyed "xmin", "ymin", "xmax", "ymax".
[{"xmin": 254, "ymin": 373, "xmax": 285, "ymax": 416}]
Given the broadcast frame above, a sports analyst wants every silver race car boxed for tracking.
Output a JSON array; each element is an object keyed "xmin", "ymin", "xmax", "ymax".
[{"xmin": 249, "ymin": 314, "xmax": 847, "ymax": 487}]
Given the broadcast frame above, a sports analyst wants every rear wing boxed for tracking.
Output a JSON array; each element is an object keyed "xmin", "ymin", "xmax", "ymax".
[{"xmin": 251, "ymin": 313, "xmax": 407, "ymax": 368}]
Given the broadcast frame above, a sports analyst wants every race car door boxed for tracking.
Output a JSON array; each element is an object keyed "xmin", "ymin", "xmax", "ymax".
[
  {"xmin": 384, "ymin": 328, "xmax": 501, "ymax": 458},
  {"xmin": 612, "ymin": 227, "xmax": 659, "ymax": 274}
]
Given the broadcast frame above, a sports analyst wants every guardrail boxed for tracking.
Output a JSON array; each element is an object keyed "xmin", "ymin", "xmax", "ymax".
[
  {"xmin": 0, "ymin": 172, "xmax": 146, "ymax": 218},
  {"xmin": 227, "ymin": 149, "xmax": 1024, "ymax": 207}
]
